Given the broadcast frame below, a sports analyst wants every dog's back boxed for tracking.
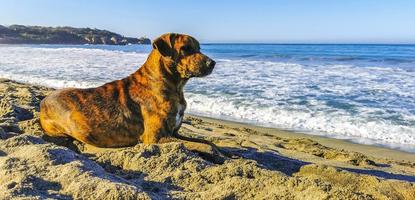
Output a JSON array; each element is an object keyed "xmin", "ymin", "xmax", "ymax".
[{"xmin": 40, "ymin": 79, "xmax": 144, "ymax": 147}]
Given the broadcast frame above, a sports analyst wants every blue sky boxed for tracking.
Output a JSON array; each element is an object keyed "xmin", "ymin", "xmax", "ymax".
[{"xmin": 1, "ymin": 0, "xmax": 414, "ymax": 43}]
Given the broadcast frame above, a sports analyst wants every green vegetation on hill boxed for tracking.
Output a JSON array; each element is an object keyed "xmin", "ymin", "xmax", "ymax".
[{"xmin": 0, "ymin": 25, "xmax": 151, "ymax": 45}]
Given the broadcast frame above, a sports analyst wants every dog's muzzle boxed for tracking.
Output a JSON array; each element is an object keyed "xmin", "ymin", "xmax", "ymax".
[
  {"xmin": 206, "ymin": 59, "xmax": 216, "ymax": 69},
  {"xmin": 205, "ymin": 59, "xmax": 216, "ymax": 75},
  {"xmin": 203, "ymin": 59, "xmax": 216, "ymax": 76}
]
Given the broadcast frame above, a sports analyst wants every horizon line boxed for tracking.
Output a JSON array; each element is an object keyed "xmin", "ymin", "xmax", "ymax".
[{"xmin": 201, "ymin": 42, "xmax": 415, "ymax": 45}]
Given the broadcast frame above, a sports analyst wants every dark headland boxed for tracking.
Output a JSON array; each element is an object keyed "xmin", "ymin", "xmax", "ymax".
[{"xmin": 0, "ymin": 24, "xmax": 151, "ymax": 45}]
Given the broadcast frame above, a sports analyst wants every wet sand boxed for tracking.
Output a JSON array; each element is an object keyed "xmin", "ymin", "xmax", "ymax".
[
  {"xmin": 1, "ymin": 78, "xmax": 414, "ymax": 199},
  {"xmin": 194, "ymin": 115, "xmax": 415, "ymax": 162}
]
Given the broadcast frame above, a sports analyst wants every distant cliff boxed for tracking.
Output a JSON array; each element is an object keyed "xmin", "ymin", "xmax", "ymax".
[{"xmin": 0, "ymin": 25, "xmax": 151, "ymax": 45}]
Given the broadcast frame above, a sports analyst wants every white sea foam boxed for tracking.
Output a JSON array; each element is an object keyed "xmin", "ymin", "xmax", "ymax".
[
  {"xmin": 0, "ymin": 46, "xmax": 148, "ymax": 88},
  {"xmin": 1, "ymin": 46, "xmax": 415, "ymax": 152},
  {"xmin": 186, "ymin": 59, "xmax": 415, "ymax": 151},
  {"xmin": 186, "ymin": 93, "xmax": 415, "ymax": 148}
]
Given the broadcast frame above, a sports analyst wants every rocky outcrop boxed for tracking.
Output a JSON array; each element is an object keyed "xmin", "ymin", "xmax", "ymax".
[{"xmin": 0, "ymin": 25, "xmax": 151, "ymax": 45}]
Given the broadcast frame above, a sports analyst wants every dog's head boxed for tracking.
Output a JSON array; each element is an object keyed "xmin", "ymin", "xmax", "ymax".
[{"xmin": 152, "ymin": 33, "xmax": 215, "ymax": 79}]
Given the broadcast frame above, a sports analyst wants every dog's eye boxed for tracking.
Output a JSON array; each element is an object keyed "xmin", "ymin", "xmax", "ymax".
[{"xmin": 181, "ymin": 46, "xmax": 193, "ymax": 54}]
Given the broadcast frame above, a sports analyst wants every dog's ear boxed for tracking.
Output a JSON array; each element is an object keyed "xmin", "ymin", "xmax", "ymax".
[{"xmin": 152, "ymin": 33, "xmax": 177, "ymax": 57}]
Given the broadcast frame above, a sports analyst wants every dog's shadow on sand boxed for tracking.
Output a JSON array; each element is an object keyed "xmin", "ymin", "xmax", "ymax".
[
  {"xmin": 96, "ymin": 162, "xmax": 183, "ymax": 199},
  {"xmin": 222, "ymin": 146, "xmax": 309, "ymax": 176},
  {"xmin": 340, "ymin": 167, "xmax": 415, "ymax": 182},
  {"xmin": 221, "ymin": 146, "xmax": 415, "ymax": 183}
]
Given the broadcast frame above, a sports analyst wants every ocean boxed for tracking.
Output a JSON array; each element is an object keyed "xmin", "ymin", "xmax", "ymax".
[{"xmin": 0, "ymin": 44, "xmax": 414, "ymax": 152}]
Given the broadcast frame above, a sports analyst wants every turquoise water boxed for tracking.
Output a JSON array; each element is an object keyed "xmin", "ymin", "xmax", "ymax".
[{"xmin": 0, "ymin": 44, "xmax": 414, "ymax": 151}]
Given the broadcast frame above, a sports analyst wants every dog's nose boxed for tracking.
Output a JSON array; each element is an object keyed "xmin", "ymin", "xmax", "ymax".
[{"xmin": 206, "ymin": 59, "xmax": 216, "ymax": 68}]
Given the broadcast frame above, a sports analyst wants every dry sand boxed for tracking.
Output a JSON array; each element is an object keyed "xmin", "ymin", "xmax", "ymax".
[{"xmin": 1, "ymin": 78, "xmax": 415, "ymax": 200}]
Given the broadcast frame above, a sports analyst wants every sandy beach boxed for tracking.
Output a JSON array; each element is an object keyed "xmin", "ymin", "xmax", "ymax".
[{"xmin": 1, "ymin": 78, "xmax": 415, "ymax": 199}]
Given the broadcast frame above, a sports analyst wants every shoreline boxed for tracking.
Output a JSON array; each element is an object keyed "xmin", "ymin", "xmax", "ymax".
[
  {"xmin": 2, "ymin": 77, "xmax": 415, "ymax": 160},
  {"xmin": 3, "ymin": 74, "xmax": 414, "ymax": 155},
  {"xmin": 190, "ymin": 114, "xmax": 415, "ymax": 162}
]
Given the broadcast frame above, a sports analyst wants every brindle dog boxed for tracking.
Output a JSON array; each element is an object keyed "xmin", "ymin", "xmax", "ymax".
[{"xmin": 40, "ymin": 33, "xmax": 224, "ymax": 161}]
